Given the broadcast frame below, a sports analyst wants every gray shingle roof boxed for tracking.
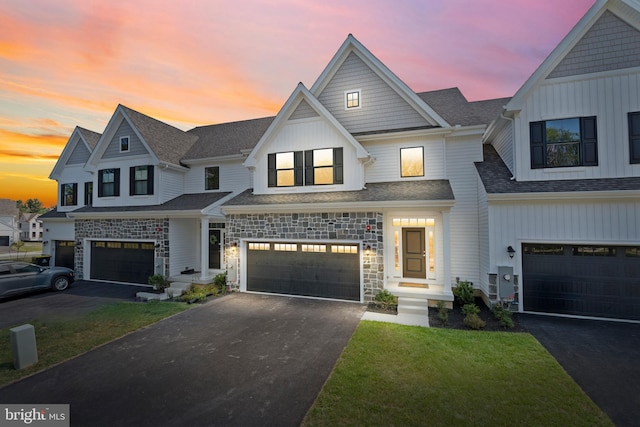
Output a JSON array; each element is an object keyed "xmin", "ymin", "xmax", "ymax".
[
  {"xmin": 77, "ymin": 127, "xmax": 101, "ymax": 150},
  {"xmin": 120, "ymin": 105, "xmax": 199, "ymax": 166},
  {"xmin": 72, "ymin": 192, "xmax": 232, "ymax": 214},
  {"xmin": 184, "ymin": 117, "xmax": 275, "ymax": 160},
  {"xmin": 476, "ymin": 144, "xmax": 640, "ymax": 193},
  {"xmin": 0, "ymin": 199, "xmax": 18, "ymax": 216},
  {"xmin": 223, "ymin": 180, "xmax": 454, "ymax": 207},
  {"xmin": 417, "ymin": 88, "xmax": 509, "ymax": 127},
  {"xmin": 39, "ymin": 208, "xmax": 66, "ymax": 219}
]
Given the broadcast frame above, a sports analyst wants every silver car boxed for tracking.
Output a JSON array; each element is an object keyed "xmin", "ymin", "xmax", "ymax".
[{"xmin": 0, "ymin": 261, "xmax": 74, "ymax": 298}]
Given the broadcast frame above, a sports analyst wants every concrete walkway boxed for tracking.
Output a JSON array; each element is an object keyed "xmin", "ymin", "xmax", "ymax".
[{"xmin": 0, "ymin": 293, "xmax": 365, "ymax": 426}]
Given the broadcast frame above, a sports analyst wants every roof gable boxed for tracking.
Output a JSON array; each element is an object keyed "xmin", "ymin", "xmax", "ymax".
[
  {"xmin": 310, "ymin": 34, "xmax": 449, "ymax": 129},
  {"xmin": 244, "ymin": 83, "xmax": 369, "ymax": 168},
  {"xmin": 507, "ymin": 0, "xmax": 640, "ymax": 111},
  {"xmin": 86, "ymin": 105, "xmax": 198, "ymax": 169},
  {"xmin": 49, "ymin": 126, "xmax": 102, "ymax": 180}
]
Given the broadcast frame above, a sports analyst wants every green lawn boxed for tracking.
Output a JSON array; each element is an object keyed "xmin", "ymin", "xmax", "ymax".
[
  {"xmin": 303, "ymin": 321, "xmax": 613, "ymax": 427},
  {"xmin": 0, "ymin": 301, "xmax": 189, "ymax": 387}
]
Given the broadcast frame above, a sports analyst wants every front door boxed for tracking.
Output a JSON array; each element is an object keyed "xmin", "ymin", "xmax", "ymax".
[
  {"xmin": 403, "ymin": 228, "xmax": 426, "ymax": 279},
  {"xmin": 209, "ymin": 229, "xmax": 221, "ymax": 269}
]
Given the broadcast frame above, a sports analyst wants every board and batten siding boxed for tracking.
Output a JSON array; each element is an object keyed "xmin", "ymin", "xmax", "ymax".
[
  {"xmin": 253, "ymin": 117, "xmax": 364, "ymax": 194},
  {"xmin": 56, "ymin": 165, "xmax": 94, "ymax": 212},
  {"xmin": 363, "ymin": 136, "xmax": 446, "ymax": 183},
  {"xmin": 102, "ymin": 120, "xmax": 149, "ymax": 159},
  {"xmin": 445, "ymin": 136, "xmax": 484, "ymax": 286},
  {"xmin": 488, "ymin": 199, "xmax": 640, "ymax": 269},
  {"xmin": 184, "ymin": 161, "xmax": 251, "ymax": 194},
  {"xmin": 515, "ymin": 70, "xmax": 640, "ymax": 181},
  {"xmin": 476, "ymin": 178, "xmax": 491, "ymax": 296},
  {"xmin": 169, "ymin": 218, "xmax": 199, "ymax": 276},
  {"xmin": 317, "ymin": 51, "xmax": 430, "ymax": 134}
]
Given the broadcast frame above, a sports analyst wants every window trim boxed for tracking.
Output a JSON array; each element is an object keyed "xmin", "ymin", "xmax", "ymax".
[
  {"xmin": 98, "ymin": 168, "xmax": 120, "ymax": 198},
  {"xmin": 129, "ymin": 165, "xmax": 154, "ymax": 196},
  {"xmin": 530, "ymin": 116, "xmax": 598, "ymax": 169},
  {"xmin": 205, "ymin": 166, "xmax": 220, "ymax": 191},
  {"xmin": 120, "ymin": 136, "xmax": 130, "ymax": 153},
  {"xmin": 629, "ymin": 112, "xmax": 640, "ymax": 164},
  {"xmin": 61, "ymin": 183, "xmax": 78, "ymax": 206},
  {"xmin": 400, "ymin": 146, "xmax": 425, "ymax": 178},
  {"xmin": 345, "ymin": 89, "xmax": 361, "ymax": 110}
]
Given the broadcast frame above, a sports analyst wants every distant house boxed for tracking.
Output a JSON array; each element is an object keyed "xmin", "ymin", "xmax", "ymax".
[
  {"xmin": 0, "ymin": 199, "xmax": 19, "ymax": 246},
  {"xmin": 19, "ymin": 213, "xmax": 43, "ymax": 242},
  {"xmin": 42, "ymin": 0, "xmax": 640, "ymax": 321}
]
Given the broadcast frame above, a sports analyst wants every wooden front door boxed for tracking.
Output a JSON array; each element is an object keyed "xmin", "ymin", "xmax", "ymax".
[{"xmin": 403, "ymin": 228, "xmax": 426, "ymax": 279}]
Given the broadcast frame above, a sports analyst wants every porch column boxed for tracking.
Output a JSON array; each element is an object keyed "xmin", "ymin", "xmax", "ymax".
[
  {"xmin": 200, "ymin": 217, "xmax": 209, "ymax": 281},
  {"xmin": 442, "ymin": 210, "xmax": 452, "ymax": 296}
]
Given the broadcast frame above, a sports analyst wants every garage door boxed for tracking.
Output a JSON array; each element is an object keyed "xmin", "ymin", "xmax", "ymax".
[
  {"xmin": 246, "ymin": 242, "xmax": 361, "ymax": 301},
  {"xmin": 523, "ymin": 244, "xmax": 640, "ymax": 320},
  {"xmin": 90, "ymin": 241, "xmax": 154, "ymax": 284},
  {"xmin": 55, "ymin": 241, "xmax": 75, "ymax": 270}
]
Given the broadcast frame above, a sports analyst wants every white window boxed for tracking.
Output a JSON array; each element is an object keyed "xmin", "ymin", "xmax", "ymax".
[{"xmin": 345, "ymin": 90, "xmax": 361, "ymax": 109}]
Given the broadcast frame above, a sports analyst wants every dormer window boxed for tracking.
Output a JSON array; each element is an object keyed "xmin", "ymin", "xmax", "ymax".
[
  {"xmin": 120, "ymin": 136, "xmax": 130, "ymax": 152},
  {"xmin": 345, "ymin": 90, "xmax": 361, "ymax": 109}
]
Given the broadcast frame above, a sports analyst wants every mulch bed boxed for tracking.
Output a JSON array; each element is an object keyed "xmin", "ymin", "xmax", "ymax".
[{"xmin": 367, "ymin": 298, "xmax": 527, "ymax": 332}]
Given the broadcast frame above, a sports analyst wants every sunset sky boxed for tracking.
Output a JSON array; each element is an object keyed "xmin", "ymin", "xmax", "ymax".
[{"xmin": 0, "ymin": 0, "xmax": 595, "ymax": 207}]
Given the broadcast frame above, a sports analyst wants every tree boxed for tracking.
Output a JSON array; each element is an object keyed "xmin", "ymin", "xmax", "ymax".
[{"xmin": 16, "ymin": 198, "xmax": 48, "ymax": 214}]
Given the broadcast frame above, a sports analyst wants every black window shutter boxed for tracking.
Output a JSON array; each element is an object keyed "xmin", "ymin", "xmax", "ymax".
[
  {"xmin": 129, "ymin": 167, "xmax": 135, "ymax": 195},
  {"xmin": 629, "ymin": 112, "xmax": 640, "ymax": 164},
  {"xmin": 305, "ymin": 150, "xmax": 314, "ymax": 185},
  {"xmin": 333, "ymin": 148, "xmax": 344, "ymax": 184},
  {"xmin": 294, "ymin": 151, "xmax": 304, "ymax": 186},
  {"xmin": 98, "ymin": 170, "xmax": 104, "ymax": 197},
  {"xmin": 147, "ymin": 165, "xmax": 154, "ymax": 194},
  {"xmin": 72, "ymin": 183, "xmax": 78, "ymax": 205},
  {"xmin": 530, "ymin": 121, "xmax": 545, "ymax": 169},
  {"xmin": 268, "ymin": 153, "xmax": 276, "ymax": 187},
  {"xmin": 114, "ymin": 169, "xmax": 120, "ymax": 196},
  {"xmin": 581, "ymin": 117, "xmax": 598, "ymax": 166},
  {"xmin": 60, "ymin": 184, "xmax": 65, "ymax": 206}
]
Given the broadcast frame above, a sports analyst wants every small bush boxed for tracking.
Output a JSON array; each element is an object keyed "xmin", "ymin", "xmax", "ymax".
[
  {"xmin": 148, "ymin": 274, "xmax": 169, "ymax": 291},
  {"xmin": 492, "ymin": 304, "xmax": 515, "ymax": 329},
  {"xmin": 373, "ymin": 289, "xmax": 398, "ymax": 310},
  {"xmin": 436, "ymin": 301, "xmax": 448, "ymax": 326},
  {"xmin": 453, "ymin": 281, "xmax": 475, "ymax": 306},
  {"xmin": 464, "ymin": 313, "xmax": 486, "ymax": 330},
  {"xmin": 461, "ymin": 303, "xmax": 480, "ymax": 316},
  {"xmin": 180, "ymin": 284, "xmax": 208, "ymax": 303},
  {"xmin": 213, "ymin": 273, "xmax": 227, "ymax": 294}
]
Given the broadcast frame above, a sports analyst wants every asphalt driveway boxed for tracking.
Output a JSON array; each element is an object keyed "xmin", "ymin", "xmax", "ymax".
[
  {"xmin": 520, "ymin": 314, "xmax": 640, "ymax": 427},
  {"xmin": 0, "ymin": 280, "xmax": 149, "ymax": 329},
  {"xmin": 0, "ymin": 293, "xmax": 365, "ymax": 426}
]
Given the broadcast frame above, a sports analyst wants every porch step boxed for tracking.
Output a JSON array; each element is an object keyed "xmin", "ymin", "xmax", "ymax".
[
  {"xmin": 136, "ymin": 291, "xmax": 169, "ymax": 302},
  {"xmin": 397, "ymin": 297, "xmax": 430, "ymax": 317},
  {"xmin": 165, "ymin": 282, "xmax": 191, "ymax": 298}
]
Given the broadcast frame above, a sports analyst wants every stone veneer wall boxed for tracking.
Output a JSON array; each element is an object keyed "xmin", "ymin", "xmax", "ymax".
[
  {"xmin": 225, "ymin": 212, "xmax": 384, "ymax": 301},
  {"xmin": 74, "ymin": 218, "xmax": 169, "ymax": 280}
]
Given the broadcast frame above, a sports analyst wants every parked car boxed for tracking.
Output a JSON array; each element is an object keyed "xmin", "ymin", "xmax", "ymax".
[{"xmin": 0, "ymin": 261, "xmax": 74, "ymax": 299}]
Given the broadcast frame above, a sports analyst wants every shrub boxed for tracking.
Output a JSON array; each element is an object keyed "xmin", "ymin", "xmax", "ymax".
[
  {"xmin": 213, "ymin": 273, "xmax": 227, "ymax": 294},
  {"xmin": 492, "ymin": 304, "xmax": 515, "ymax": 329},
  {"xmin": 453, "ymin": 281, "xmax": 475, "ymax": 306},
  {"xmin": 180, "ymin": 284, "xmax": 208, "ymax": 303},
  {"xmin": 461, "ymin": 303, "xmax": 480, "ymax": 316},
  {"xmin": 148, "ymin": 274, "xmax": 169, "ymax": 291},
  {"xmin": 373, "ymin": 289, "xmax": 398, "ymax": 310},
  {"xmin": 464, "ymin": 313, "xmax": 486, "ymax": 330},
  {"xmin": 436, "ymin": 301, "xmax": 448, "ymax": 326}
]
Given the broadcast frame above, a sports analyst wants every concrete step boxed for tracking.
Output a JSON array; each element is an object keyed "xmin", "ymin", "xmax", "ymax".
[
  {"xmin": 136, "ymin": 291, "xmax": 169, "ymax": 302},
  {"xmin": 165, "ymin": 282, "xmax": 191, "ymax": 298},
  {"xmin": 397, "ymin": 297, "xmax": 429, "ymax": 317}
]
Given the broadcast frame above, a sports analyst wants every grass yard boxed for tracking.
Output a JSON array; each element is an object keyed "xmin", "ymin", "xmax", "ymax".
[
  {"xmin": 0, "ymin": 301, "xmax": 188, "ymax": 387},
  {"xmin": 303, "ymin": 321, "xmax": 613, "ymax": 427}
]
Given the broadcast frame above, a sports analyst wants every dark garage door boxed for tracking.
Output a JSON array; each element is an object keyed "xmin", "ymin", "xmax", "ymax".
[
  {"xmin": 0, "ymin": 236, "xmax": 9, "ymax": 246},
  {"xmin": 55, "ymin": 240, "xmax": 75, "ymax": 270},
  {"xmin": 523, "ymin": 244, "xmax": 640, "ymax": 320},
  {"xmin": 91, "ymin": 241, "xmax": 155, "ymax": 284},
  {"xmin": 246, "ymin": 242, "xmax": 361, "ymax": 301}
]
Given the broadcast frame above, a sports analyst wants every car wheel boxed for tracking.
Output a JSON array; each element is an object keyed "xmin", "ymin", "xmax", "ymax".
[{"xmin": 53, "ymin": 276, "xmax": 70, "ymax": 291}]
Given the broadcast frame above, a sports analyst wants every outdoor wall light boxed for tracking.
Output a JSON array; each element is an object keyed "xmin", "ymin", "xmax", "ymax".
[
  {"xmin": 154, "ymin": 243, "xmax": 161, "ymax": 249},
  {"xmin": 231, "ymin": 242, "xmax": 238, "ymax": 248},
  {"xmin": 365, "ymin": 245, "xmax": 371, "ymax": 254},
  {"xmin": 507, "ymin": 245, "xmax": 516, "ymax": 259},
  {"xmin": 76, "ymin": 240, "xmax": 82, "ymax": 246}
]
